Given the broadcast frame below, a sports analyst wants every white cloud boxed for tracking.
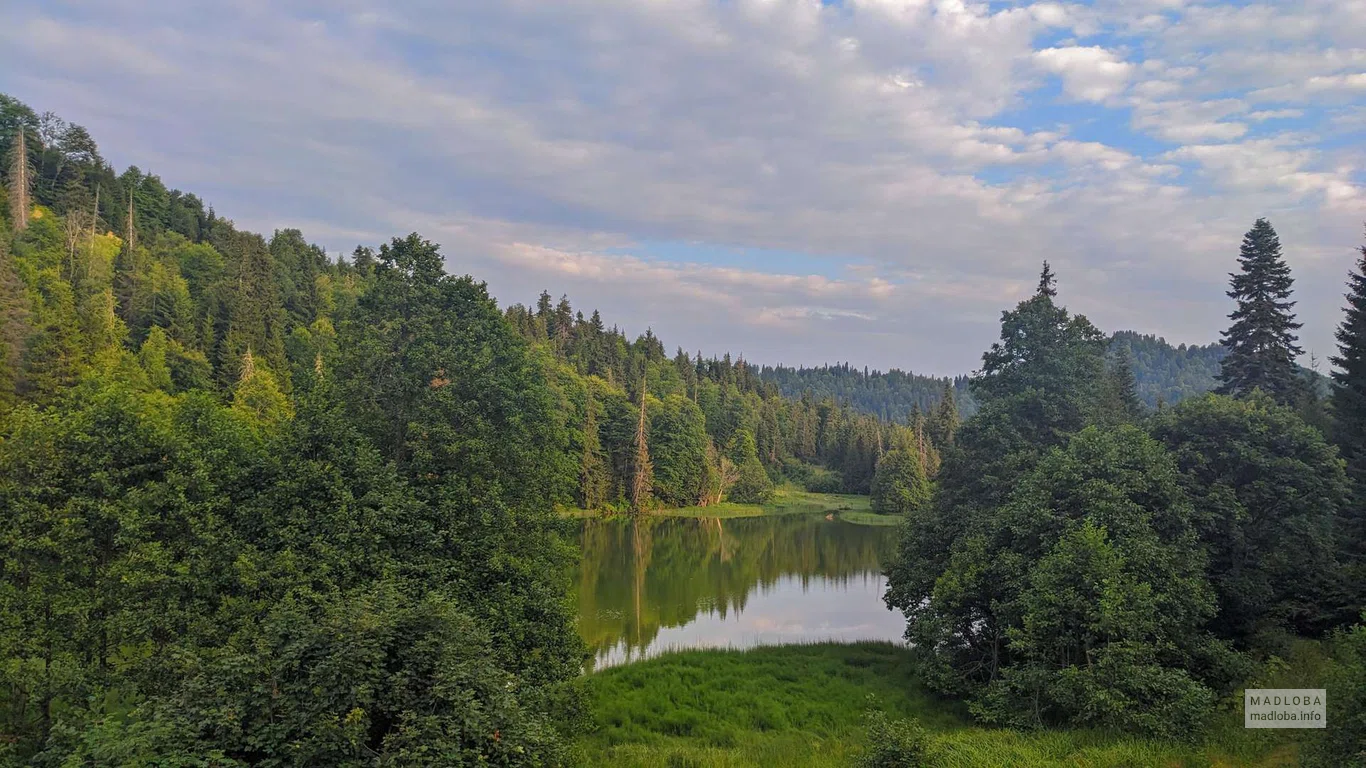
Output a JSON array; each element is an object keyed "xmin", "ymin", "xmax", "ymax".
[
  {"xmin": 0, "ymin": 0, "xmax": 1359, "ymax": 373},
  {"xmin": 1034, "ymin": 45, "xmax": 1135, "ymax": 101}
]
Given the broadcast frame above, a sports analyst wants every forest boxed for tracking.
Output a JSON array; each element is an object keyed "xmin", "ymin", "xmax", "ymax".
[{"xmin": 2, "ymin": 92, "xmax": 1365, "ymax": 766}]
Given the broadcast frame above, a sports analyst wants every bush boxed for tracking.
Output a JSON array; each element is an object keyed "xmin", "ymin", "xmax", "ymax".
[
  {"xmin": 856, "ymin": 710, "xmax": 930, "ymax": 768},
  {"xmin": 804, "ymin": 468, "xmax": 844, "ymax": 494},
  {"xmin": 1304, "ymin": 619, "xmax": 1366, "ymax": 768}
]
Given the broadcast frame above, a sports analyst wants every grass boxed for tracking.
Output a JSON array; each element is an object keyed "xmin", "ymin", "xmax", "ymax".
[
  {"xmin": 571, "ymin": 643, "xmax": 1307, "ymax": 768},
  {"xmin": 835, "ymin": 510, "xmax": 903, "ymax": 527},
  {"xmin": 563, "ymin": 486, "xmax": 871, "ymax": 521}
]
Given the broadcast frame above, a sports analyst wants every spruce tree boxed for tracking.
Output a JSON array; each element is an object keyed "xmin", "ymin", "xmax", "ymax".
[
  {"xmin": 1332, "ymin": 230, "xmax": 1366, "ymax": 490},
  {"xmin": 929, "ymin": 380, "xmax": 959, "ymax": 447},
  {"xmin": 1332, "ymin": 228, "xmax": 1366, "ymax": 604},
  {"xmin": 1217, "ymin": 218, "xmax": 1304, "ymax": 404}
]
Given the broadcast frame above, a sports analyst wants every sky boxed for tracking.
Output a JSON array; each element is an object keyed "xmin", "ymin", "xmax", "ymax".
[{"xmin": 2, "ymin": 0, "xmax": 1364, "ymax": 376}]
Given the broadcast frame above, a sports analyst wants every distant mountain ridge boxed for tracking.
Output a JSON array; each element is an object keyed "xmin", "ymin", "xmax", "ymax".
[{"xmin": 761, "ymin": 332, "xmax": 1325, "ymax": 420}]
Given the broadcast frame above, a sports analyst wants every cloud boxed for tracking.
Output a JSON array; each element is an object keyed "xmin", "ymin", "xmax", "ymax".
[
  {"xmin": 1034, "ymin": 46, "xmax": 1135, "ymax": 101},
  {"xmin": 0, "ymin": 0, "xmax": 1360, "ymax": 374}
]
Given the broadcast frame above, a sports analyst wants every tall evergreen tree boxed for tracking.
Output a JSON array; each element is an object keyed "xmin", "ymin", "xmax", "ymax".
[
  {"xmin": 1217, "ymin": 218, "xmax": 1305, "ymax": 405},
  {"xmin": 1332, "ymin": 228, "xmax": 1366, "ymax": 609},
  {"xmin": 1096, "ymin": 345, "xmax": 1142, "ymax": 425},
  {"xmin": 929, "ymin": 380, "xmax": 959, "ymax": 447},
  {"xmin": 1332, "ymin": 230, "xmax": 1366, "ymax": 491}
]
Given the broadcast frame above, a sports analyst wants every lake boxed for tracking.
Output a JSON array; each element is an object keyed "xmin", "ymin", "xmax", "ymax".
[{"xmin": 575, "ymin": 514, "xmax": 905, "ymax": 669}]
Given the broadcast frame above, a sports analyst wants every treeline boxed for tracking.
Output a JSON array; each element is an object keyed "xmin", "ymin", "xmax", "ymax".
[
  {"xmin": 501, "ymin": 292, "xmax": 959, "ymax": 508},
  {"xmin": 885, "ymin": 227, "xmax": 1366, "ymax": 765},
  {"xmin": 759, "ymin": 363, "xmax": 978, "ymax": 421}
]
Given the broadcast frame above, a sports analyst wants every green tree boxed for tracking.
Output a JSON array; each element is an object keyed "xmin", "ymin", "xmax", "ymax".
[
  {"xmin": 1150, "ymin": 394, "xmax": 1350, "ymax": 635},
  {"xmin": 649, "ymin": 394, "xmax": 708, "ymax": 507},
  {"xmin": 231, "ymin": 349, "xmax": 293, "ymax": 431},
  {"xmin": 1217, "ymin": 218, "xmax": 1305, "ymax": 405},
  {"xmin": 928, "ymin": 380, "xmax": 959, "ymax": 447},
  {"xmin": 337, "ymin": 234, "xmax": 580, "ymax": 686},
  {"xmin": 869, "ymin": 449, "xmax": 929, "ymax": 516},
  {"xmin": 1095, "ymin": 344, "xmax": 1142, "ymax": 425},
  {"xmin": 1331, "ymin": 231, "xmax": 1366, "ymax": 600},
  {"xmin": 579, "ymin": 390, "xmax": 611, "ymax": 510},
  {"xmin": 726, "ymin": 428, "xmax": 773, "ymax": 504}
]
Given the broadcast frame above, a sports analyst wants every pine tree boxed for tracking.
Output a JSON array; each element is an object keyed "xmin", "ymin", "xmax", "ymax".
[
  {"xmin": 1096, "ymin": 345, "xmax": 1142, "ymax": 424},
  {"xmin": 1217, "ymin": 218, "xmax": 1305, "ymax": 405},
  {"xmin": 929, "ymin": 380, "xmax": 959, "ymax": 447},
  {"xmin": 629, "ymin": 380, "xmax": 653, "ymax": 513},
  {"xmin": 1037, "ymin": 260, "xmax": 1057, "ymax": 298},
  {"xmin": 6, "ymin": 128, "xmax": 31, "ymax": 230}
]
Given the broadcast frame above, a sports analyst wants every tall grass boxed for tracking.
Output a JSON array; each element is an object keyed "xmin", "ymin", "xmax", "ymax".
[{"xmin": 573, "ymin": 643, "xmax": 1306, "ymax": 768}]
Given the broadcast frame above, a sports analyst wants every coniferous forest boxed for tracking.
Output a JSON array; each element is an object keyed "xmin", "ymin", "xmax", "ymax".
[{"xmin": 3, "ymin": 93, "xmax": 1366, "ymax": 766}]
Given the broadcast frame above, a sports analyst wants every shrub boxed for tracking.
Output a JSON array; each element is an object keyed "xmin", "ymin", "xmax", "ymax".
[{"xmin": 856, "ymin": 711, "xmax": 930, "ymax": 768}]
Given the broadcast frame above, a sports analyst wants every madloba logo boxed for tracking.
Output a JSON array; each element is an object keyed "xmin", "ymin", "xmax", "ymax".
[{"xmin": 1244, "ymin": 689, "xmax": 1326, "ymax": 729}]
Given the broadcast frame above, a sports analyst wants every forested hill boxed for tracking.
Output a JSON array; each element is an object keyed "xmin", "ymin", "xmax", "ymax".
[
  {"xmin": 1110, "ymin": 331, "xmax": 1225, "ymax": 409},
  {"xmin": 758, "ymin": 333, "xmax": 1315, "ymax": 422},
  {"xmin": 759, "ymin": 364, "xmax": 977, "ymax": 421},
  {"xmin": 755, "ymin": 334, "xmax": 1217, "ymax": 421}
]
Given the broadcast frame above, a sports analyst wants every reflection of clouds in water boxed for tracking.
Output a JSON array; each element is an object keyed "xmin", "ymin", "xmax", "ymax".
[
  {"xmin": 593, "ymin": 573, "xmax": 904, "ymax": 669},
  {"xmin": 576, "ymin": 515, "xmax": 903, "ymax": 670}
]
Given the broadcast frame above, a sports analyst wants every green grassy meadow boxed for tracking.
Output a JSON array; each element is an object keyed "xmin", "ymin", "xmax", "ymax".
[
  {"xmin": 571, "ymin": 643, "xmax": 1307, "ymax": 768},
  {"xmin": 564, "ymin": 487, "xmax": 873, "ymax": 521}
]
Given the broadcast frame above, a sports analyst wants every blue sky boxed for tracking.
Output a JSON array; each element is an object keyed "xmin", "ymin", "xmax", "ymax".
[{"xmin": 2, "ymin": 0, "xmax": 1363, "ymax": 375}]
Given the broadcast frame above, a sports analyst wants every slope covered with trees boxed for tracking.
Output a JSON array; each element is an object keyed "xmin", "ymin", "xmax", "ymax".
[
  {"xmin": 759, "ymin": 363, "xmax": 977, "ymax": 421},
  {"xmin": 0, "ymin": 94, "xmax": 956, "ymax": 762}
]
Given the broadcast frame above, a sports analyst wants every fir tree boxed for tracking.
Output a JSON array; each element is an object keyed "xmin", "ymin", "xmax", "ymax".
[
  {"xmin": 1332, "ymin": 228, "xmax": 1366, "ymax": 604},
  {"xmin": 1332, "ymin": 230, "xmax": 1366, "ymax": 490},
  {"xmin": 1038, "ymin": 260, "xmax": 1057, "ymax": 298},
  {"xmin": 1217, "ymin": 218, "xmax": 1305, "ymax": 404},
  {"xmin": 929, "ymin": 380, "xmax": 959, "ymax": 447}
]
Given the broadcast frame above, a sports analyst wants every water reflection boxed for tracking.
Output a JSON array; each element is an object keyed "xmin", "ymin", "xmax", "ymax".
[{"xmin": 575, "ymin": 514, "xmax": 903, "ymax": 669}]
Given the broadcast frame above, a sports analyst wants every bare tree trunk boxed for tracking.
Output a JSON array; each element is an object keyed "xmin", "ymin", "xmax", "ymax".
[
  {"xmin": 8, "ymin": 130, "xmax": 31, "ymax": 230},
  {"xmin": 630, "ymin": 378, "xmax": 652, "ymax": 513}
]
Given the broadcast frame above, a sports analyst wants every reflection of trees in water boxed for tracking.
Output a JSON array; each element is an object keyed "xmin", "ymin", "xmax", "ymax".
[{"xmin": 575, "ymin": 515, "xmax": 895, "ymax": 662}]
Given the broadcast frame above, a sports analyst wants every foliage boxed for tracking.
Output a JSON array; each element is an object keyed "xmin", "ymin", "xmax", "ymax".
[
  {"xmin": 1150, "ymin": 394, "xmax": 1350, "ymax": 635},
  {"xmin": 1303, "ymin": 618, "xmax": 1366, "ymax": 768},
  {"xmin": 855, "ymin": 710, "xmax": 930, "ymax": 768},
  {"xmin": 725, "ymin": 429, "xmax": 773, "ymax": 504},
  {"xmin": 869, "ymin": 449, "xmax": 929, "ymax": 516},
  {"xmin": 1217, "ymin": 218, "xmax": 1306, "ymax": 405},
  {"xmin": 1332, "ymin": 232, "xmax": 1366, "ymax": 608},
  {"xmin": 759, "ymin": 363, "xmax": 977, "ymax": 422},
  {"xmin": 1110, "ymin": 331, "xmax": 1225, "ymax": 410}
]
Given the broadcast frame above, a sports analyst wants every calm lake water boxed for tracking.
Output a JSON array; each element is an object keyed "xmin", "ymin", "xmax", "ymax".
[{"xmin": 574, "ymin": 514, "xmax": 905, "ymax": 669}]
